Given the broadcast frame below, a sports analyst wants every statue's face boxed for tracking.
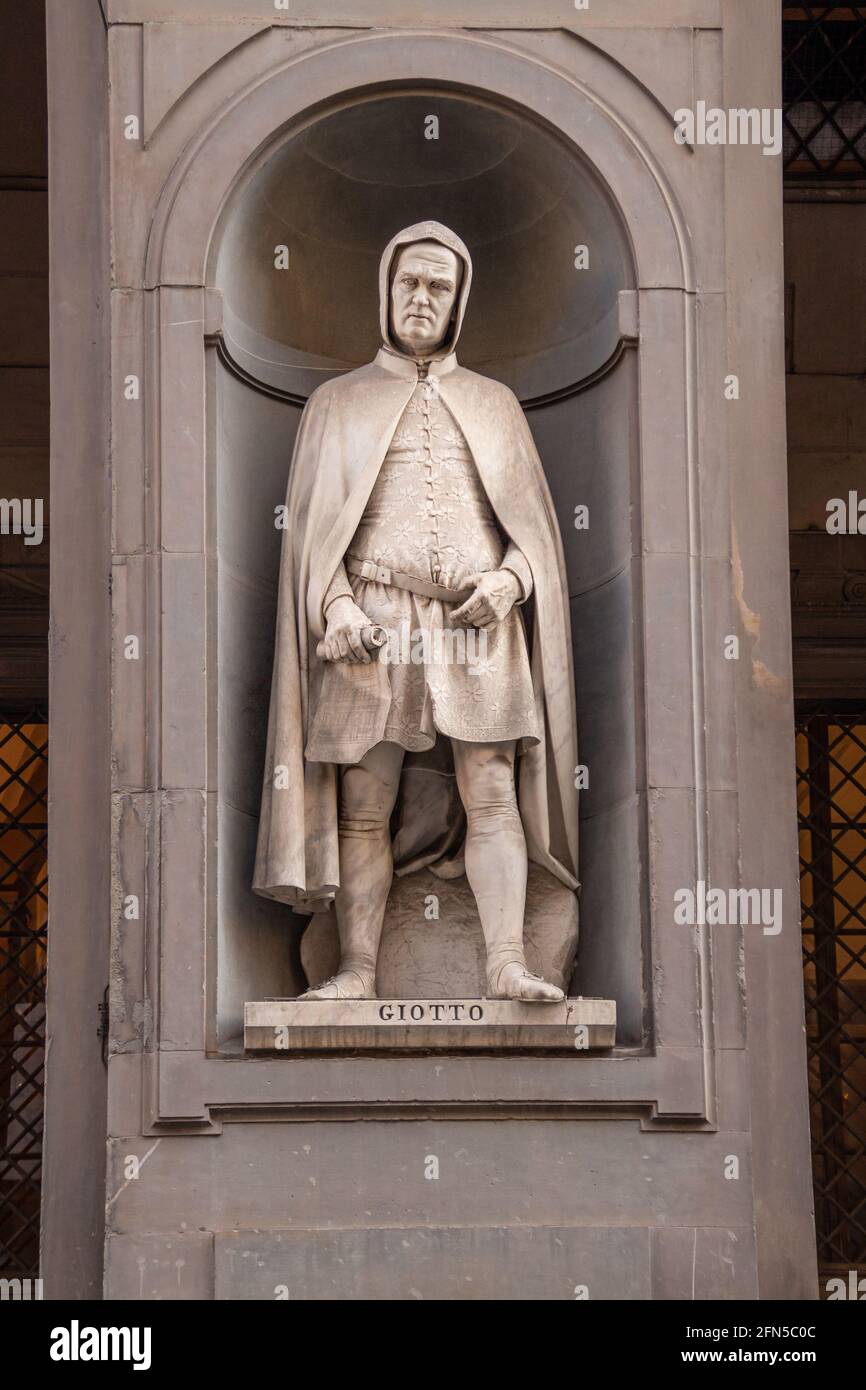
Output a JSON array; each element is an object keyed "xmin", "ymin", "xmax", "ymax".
[{"xmin": 390, "ymin": 241, "xmax": 461, "ymax": 356}]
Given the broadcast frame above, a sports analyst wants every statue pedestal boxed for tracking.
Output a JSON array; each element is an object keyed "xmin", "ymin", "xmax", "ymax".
[{"xmin": 244, "ymin": 996, "xmax": 615, "ymax": 1052}]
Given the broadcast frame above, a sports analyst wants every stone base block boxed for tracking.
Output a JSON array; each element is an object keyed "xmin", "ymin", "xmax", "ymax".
[{"xmin": 244, "ymin": 995, "xmax": 615, "ymax": 1051}]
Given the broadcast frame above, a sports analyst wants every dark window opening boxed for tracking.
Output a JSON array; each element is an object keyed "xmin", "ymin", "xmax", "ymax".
[
  {"xmin": 784, "ymin": 6, "xmax": 866, "ymax": 176},
  {"xmin": 0, "ymin": 711, "xmax": 47, "ymax": 1280},
  {"xmin": 797, "ymin": 705, "xmax": 866, "ymax": 1290}
]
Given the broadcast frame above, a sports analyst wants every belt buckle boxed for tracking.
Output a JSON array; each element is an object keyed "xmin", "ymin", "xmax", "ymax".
[{"xmin": 363, "ymin": 559, "xmax": 391, "ymax": 585}]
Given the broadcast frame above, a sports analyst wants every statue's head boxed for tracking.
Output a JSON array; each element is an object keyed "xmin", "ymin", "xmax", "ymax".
[{"xmin": 380, "ymin": 222, "xmax": 472, "ymax": 360}]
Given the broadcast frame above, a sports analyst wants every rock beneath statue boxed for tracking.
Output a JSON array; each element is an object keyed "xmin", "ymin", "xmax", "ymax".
[{"xmin": 300, "ymin": 861, "xmax": 579, "ymax": 999}]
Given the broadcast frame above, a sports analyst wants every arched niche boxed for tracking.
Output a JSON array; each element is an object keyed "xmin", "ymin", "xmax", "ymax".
[
  {"xmin": 209, "ymin": 83, "xmax": 647, "ymax": 1046},
  {"xmin": 214, "ymin": 90, "xmax": 633, "ymax": 401}
]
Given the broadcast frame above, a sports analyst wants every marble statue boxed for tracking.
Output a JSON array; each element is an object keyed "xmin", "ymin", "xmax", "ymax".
[{"xmin": 254, "ymin": 221, "xmax": 579, "ymax": 1002}]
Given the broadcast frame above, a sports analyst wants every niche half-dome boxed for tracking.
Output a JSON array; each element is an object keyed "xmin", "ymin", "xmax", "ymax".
[{"xmin": 214, "ymin": 88, "xmax": 634, "ymax": 402}]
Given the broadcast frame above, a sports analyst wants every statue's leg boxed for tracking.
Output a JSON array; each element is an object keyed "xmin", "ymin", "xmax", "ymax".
[
  {"xmin": 301, "ymin": 740, "xmax": 404, "ymax": 1001},
  {"xmin": 451, "ymin": 738, "xmax": 564, "ymax": 1003}
]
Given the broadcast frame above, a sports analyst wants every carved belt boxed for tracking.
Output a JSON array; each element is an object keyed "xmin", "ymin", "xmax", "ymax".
[{"xmin": 346, "ymin": 557, "xmax": 473, "ymax": 604}]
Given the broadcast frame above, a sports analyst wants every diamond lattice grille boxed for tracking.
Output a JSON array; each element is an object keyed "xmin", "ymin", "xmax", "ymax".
[
  {"xmin": 784, "ymin": 5, "xmax": 866, "ymax": 175},
  {"xmin": 797, "ymin": 709, "xmax": 866, "ymax": 1281},
  {"xmin": 0, "ymin": 713, "xmax": 47, "ymax": 1278}
]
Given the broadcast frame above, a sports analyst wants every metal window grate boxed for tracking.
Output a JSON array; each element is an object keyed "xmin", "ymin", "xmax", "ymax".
[
  {"xmin": 796, "ymin": 707, "xmax": 866, "ymax": 1285},
  {"xmin": 783, "ymin": 5, "xmax": 866, "ymax": 176},
  {"xmin": 0, "ymin": 711, "xmax": 47, "ymax": 1279}
]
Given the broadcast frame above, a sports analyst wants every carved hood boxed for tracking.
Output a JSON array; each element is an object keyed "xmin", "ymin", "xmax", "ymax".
[{"xmin": 378, "ymin": 219, "xmax": 473, "ymax": 357}]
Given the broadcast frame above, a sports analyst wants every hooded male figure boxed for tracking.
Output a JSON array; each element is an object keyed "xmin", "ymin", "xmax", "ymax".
[{"xmin": 254, "ymin": 221, "xmax": 579, "ymax": 1002}]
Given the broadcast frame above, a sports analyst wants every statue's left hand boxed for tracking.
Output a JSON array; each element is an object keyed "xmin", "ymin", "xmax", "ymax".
[{"xmin": 452, "ymin": 569, "xmax": 521, "ymax": 630}]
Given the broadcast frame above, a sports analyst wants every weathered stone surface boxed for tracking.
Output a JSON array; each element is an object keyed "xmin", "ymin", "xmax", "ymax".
[
  {"xmin": 215, "ymin": 1224, "xmax": 649, "ymax": 1300},
  {"xmin": 299, "ymin": 861, "xmax": 579, "ymax": 998},
  {"xmin": 107, "ymin": 1120, "xmax": 755, "ymax": 1236},
  {"xmin": 707, "ymin": 788, "xmax": 747, "ymax": 1052},
  {"xmin": 105, "ymin": 1232, "xmax": 213, "ymax": 1300},
  {"xmin": 111, "ymin": 556, "xmax": 147, "ymax": 791},
  {"xmin": 105, "ymin": 0, "xmax": 722, "ymax": 25},
  {"xmin": 647, "ymin": 787, "xmax": 701, "ymax": 1049},
  {"xmin": 570, "ymin": 569, "xmax": 638, "ymax": 819},
  {"xmin": 535, "ymin": 358, "xmax": 634, "ymax": 600},
  {"xmin": 637, "ymin": 289, "xmax": 690, "ymax": 556},
  {"xmin": 106, "ymin": 1052, "xmax": 144, "ymax": 1140},
  {"xmin": 160, "ymin": 791, "xmax": 206, "ymax": 1051},
  {"xmin": 650, "ymin": 1225, "xmax": 758, "ymax": 1301},
  {"xmin": 159, "ymin": 287, "xmax": 206, "ymax": 554},
  {"xmin": 110, "ymin": 289, "xmax": 146, "ymax": 557},
  {"xmin": 219, "ymin": 799, "xmax": 302, "ymax": 1043},
  {"xmin": 143, "ymin": 22, "xmax": 267, "ymax": 141},
  {"xmin": 161, "ymin": 554, "xmax": 206, "ymax": 789},
  {"xmin": 725, "ymin": 1, "xmax": 819, "ymax": 1296},
  {"xmin": 110, "ymin": 792, "xmax": 150, "ymax": 1053},
  {"xmin": 585, "ymin": 25, "xmax": 694, "ymax": 123},
  {"xmin": 575, "ymin": 794, "xmax": 643, "ymax": 1046},
  {"xmin": 701, "ymin": 557, "xmax": 738, "ymax": 796},
  {"xmin": 643, "ymin": 551, "xmax": 695, "ymax": 790}
]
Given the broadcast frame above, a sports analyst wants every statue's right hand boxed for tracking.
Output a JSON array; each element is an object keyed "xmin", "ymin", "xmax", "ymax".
[{"xmin": 321, "ymin": 595, "xmax": 374, "ymax": 663}]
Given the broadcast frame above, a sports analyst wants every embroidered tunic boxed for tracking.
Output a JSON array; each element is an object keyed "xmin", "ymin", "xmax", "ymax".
[{"xmin": 305, "ymin": 375, "xmax": 540, "ymax": 764}]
